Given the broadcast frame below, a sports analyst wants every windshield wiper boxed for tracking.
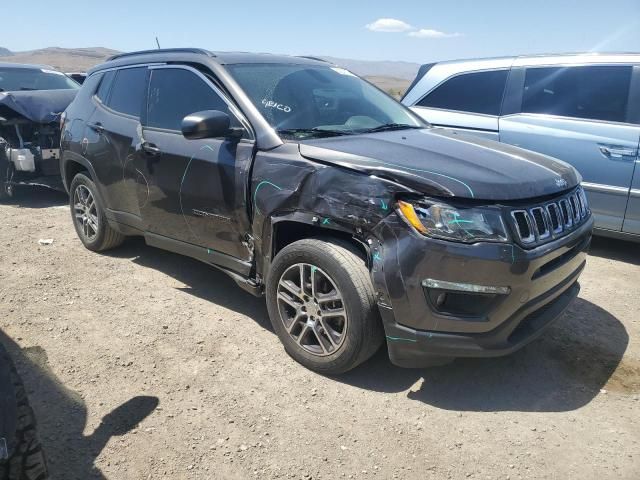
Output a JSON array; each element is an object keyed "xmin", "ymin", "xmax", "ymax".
[
  {"xmin": 362, "ymin": 123, "xmax": 423, "ymax": 133},
  {"xmin": 276, "ymin": 128, "xmax": 352, "ymax": 138}
]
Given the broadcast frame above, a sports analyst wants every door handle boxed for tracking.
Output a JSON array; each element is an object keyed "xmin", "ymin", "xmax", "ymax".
[
  {"xmin": 598, "ymin": 144, "xmax": 637, "ymax": 160},
  {"xmin": 141, "ymin": 142, "xmax": 161, "ymax": 156},
  {"xmin": 87, "ymin": 122, "xmax": 104, "ymax": 134}
]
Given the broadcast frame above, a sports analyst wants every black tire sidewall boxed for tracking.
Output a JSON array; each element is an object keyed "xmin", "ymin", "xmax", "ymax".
[
  {"xmin": 0, "ymin": 145, "xmax": 12, "ymax": 201},
  {"xmin": 69, "ymin": 174, "xmax": 109, "ymax": 251},
  {"xmin": 266, "ymin": 239, "xmax": 377, "ymax": 374}
]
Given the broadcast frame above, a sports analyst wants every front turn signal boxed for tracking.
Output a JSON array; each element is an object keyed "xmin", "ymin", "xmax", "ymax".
[{"xmin": 397, "ymin": 200, "xmax": 428, "ymax": 234}]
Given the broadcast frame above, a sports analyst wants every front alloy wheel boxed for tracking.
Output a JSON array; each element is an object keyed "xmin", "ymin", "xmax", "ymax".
[
  {"xmin": 266, "ymin": 238, "xmax": 384, "ymax": 374},
  {"xmin": 277, "ymin": 263, "xmax": 348, "ymax": 356}
]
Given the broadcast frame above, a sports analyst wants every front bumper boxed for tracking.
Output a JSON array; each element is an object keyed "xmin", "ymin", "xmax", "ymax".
[{"xmin": 371, "ymin": 213, "xmax": 592, "ymax": 367}]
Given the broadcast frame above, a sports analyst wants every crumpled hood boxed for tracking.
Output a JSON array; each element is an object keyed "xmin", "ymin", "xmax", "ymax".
[
  {"xmin": 0, "ymin": 89, "xmax": 77, "ymax": 124},
  {"xmin": 299, "ymin": 128, "xmax": 580, "ymax": 201}
]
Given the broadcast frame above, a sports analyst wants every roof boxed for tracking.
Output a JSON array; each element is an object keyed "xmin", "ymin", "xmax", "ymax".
[
  {"xmin": 0, "ymin": 62, "xmax": 55, "ymax": 70},
  {"xmin": 92, "ymin": 48, "xmax": 331, "ymax": 74},
  {"xmin": 430, "ymin": 52, "xmax": 640, "ymax": 68},
  {"xmin": 212, "ymin": 52, "xmax": 331, "ymax": 66}
]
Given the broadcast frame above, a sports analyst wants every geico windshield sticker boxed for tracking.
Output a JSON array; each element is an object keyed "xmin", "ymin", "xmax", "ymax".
[{"xmin": 262, "ymin": 99, "xmax": 292, "ymax": 113}]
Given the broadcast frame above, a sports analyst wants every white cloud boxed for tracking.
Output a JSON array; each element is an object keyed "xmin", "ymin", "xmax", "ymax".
[
  {"xmin": 365, "ymin": 18, "xmax": 414, "ymax": 33},
  {"xmin": 408, "ymin": 29, "xmax": 462, "ymax": 39}
]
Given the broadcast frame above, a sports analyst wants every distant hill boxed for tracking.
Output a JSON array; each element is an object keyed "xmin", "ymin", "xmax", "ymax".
[
  {"xmin": 319, "ymin": 56, "xmax": 420, "ymax": 81},
  {"xmin": 0, "ymin": 47, "xmax": 418, "ymax": 97},
  {"xmin": 0, "ymin": 47, "xmax": 118, "ymax": 71}
]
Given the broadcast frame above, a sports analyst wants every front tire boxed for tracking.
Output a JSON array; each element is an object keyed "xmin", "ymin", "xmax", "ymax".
[
  {"xmin": 0, "ymin": 344, "xmax": 48, "ymax": 480},
  {"xmin": 266, "ymin": 238, "xmax": 384, "ymax": 374},
  {"xmin": 69, "ymin": 173, "xmax": 125, "ymax": 252}
]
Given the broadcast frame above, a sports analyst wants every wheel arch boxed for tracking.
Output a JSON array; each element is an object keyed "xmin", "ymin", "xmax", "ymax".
[
  {"xmin": 259, "ymin": 213, "xmax": 372, "ymax": 282},
  {"xmin": 61, "ymin": 151, "xmax": 97, "ymax": 193}
]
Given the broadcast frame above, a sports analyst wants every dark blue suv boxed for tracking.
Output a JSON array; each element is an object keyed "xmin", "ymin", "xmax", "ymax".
[{"xmin": 61, "ymin": 49, "xmax": 592, "ymax": 374}]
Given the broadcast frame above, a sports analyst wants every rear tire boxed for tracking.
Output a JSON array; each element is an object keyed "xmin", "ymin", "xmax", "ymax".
[
  {"xmin": 0, "ymin": 345, "xmax": 48, "ymax": 480},
  {"xmin": 0, "ymin": 183, "xmax": 13, "ymax": 202},
  {"xmin": 0, "ymin": 142, "xmax": 13, "ymax": 202},
  {"xmin": 69, "ymin": 173, "xmax": 125, "ymax": 252},
  {"xmin": 266, "ymin": 238, "xmax": 384, "ymax": 374}
]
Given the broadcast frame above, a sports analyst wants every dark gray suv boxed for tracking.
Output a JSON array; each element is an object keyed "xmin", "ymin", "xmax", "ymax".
[{"xmin": 60, "ymin": 49, "xmax": 592, "ymax": 373}]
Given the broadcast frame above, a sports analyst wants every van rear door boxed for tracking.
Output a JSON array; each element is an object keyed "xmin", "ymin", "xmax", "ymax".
[{"xmin": 622, "ymin": 67, "xmax": 640, "ymax": 235}]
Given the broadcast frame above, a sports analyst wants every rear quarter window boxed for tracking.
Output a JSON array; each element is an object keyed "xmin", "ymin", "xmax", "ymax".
[
  {"xmin": 95, "ymin": 70, "xmax": 115, "ymax": 103},
  {"xmin": 106, "ymin": 67, "xmax": 148, "ymax": 117},
  {"xmin": 416, "ymin": 70, "xmax": 509, "ymax": 116}
]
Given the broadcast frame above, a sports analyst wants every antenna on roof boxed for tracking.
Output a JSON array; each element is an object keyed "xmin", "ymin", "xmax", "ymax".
[{"xmin": 155, "ymin": 37, "xmax": 161, "ymax": 49}]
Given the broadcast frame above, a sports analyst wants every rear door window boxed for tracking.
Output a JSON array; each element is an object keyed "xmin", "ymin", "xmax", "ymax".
[
  {"xmin": 107, "ymin": 67, "xmax": 148, "ymax": 117},
  {"xmin": 146, "ymin": 68, "xmax": 230, "ymax": 131},
  {"xmin": 416, "ymin": 70, "xmax": 508, "ymax": 115},
  {"xmin": 521, "ymin": 65, "xmax": 632, "ymax": 123}
]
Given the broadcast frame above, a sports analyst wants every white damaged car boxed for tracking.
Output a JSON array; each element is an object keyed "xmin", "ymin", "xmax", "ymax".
[{"xmin": 0, "ymin": 63, "xmax": 79, "ymax": 200}]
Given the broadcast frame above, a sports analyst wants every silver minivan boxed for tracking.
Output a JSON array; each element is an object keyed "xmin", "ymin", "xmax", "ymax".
[{"xmin": 402, "ymin": 53, "xmax": 640, "ymax": 241}]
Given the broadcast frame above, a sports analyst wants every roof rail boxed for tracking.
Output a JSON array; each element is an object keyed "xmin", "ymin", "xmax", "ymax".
[
  {"xmin": 296, "ymin": 56, "xmax": 331, "ymax": 64},
  {"xmin": 107, "ymin": 48, "xmax": 215, "ymax": 62}
]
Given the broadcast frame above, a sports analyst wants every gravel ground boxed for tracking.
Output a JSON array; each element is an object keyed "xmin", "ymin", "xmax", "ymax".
[{"xmin": 1, "ymin": 187, "xmax": 639, "ymax": 480}]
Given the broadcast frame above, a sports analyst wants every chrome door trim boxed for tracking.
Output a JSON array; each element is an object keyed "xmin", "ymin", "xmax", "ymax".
[
  {"xmin": 630, "ymin": 189, "xmax": 640, "ymax": 199},
  {"xmin": 582, "ymin": 182, "xmax": 630, "ymax": 195},
  {"xmin": 499, "ymin": 112, "xmax": 638, "ymax": 128}
]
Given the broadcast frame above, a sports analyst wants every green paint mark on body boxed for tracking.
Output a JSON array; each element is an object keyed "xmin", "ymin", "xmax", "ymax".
[
  {"xmin": 253, "ymin": 180, "xmax": 283, "ymax": 215},
  {"xmin": 322, "ymin": 218, "xmax": 331, "ymax": 225},
  {"xmin": 380, "ymin": 199, "xmax": 388, "ymax": 211}
]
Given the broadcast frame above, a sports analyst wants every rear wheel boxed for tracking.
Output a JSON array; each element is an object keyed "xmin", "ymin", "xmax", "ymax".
[
  {"xmin": 69, "ymin": 173, "xmax": 125, "ymax": 252},
  {"xmin": 266, "ymin": 238, "xmax": 384, "ymax": 374},
  {"xmin": 0, "ymin": 143, "xmax": 13, "ymax": 202},
  {"xmin": 0, "ymin": 183, "xmax": 13, "ymax": 202}
]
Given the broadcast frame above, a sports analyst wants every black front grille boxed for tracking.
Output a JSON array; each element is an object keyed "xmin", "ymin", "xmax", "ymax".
[
  {"xmin": 509, "ymin": 187, "xmax": 590, "ymax": 248},
  {"xmin": 546, "ymin": 204, "xmax": 561, "ymax": 232},
  {"xmin": 531, "ymin": 207, "xmax": 549, "ymax": 239},
  {"xmin": 513, "ymin": 211, "xmax": 532, "ymax": 241}
]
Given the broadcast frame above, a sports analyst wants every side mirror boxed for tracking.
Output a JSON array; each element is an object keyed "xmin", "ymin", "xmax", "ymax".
[{"xmin": 181, "ymin": 110, "xmax": 243, "ymax": 140}]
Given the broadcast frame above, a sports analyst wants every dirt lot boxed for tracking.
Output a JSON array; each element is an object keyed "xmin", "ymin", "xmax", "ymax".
[{"xmin": 1, "ymin": 187, "xmax": 639, "ymax": 480}]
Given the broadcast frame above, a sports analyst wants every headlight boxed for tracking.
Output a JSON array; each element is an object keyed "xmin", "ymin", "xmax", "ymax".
[{"xmin": 397, "ymin": 200, "xmax": 509, "ymax": 243}]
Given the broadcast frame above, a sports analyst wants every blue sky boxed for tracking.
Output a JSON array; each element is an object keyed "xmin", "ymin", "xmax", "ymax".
[{"xmin": 3, "ymin": 0, "xmax": 639, "ymax": 63}]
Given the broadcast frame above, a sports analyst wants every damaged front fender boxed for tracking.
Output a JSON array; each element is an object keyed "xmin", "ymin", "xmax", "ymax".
[{"xmin": 250, "ymin": 143, "xmax": 416, "ymax": 278}]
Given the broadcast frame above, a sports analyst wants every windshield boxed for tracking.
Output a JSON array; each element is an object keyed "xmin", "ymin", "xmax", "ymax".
[
  {"xmin": 226, "ymin": 63, "xmax": 425, "ymax": 139},
  {"xmin": 0, "ymin": 67, "xmax": 80, "ymax": 92}
]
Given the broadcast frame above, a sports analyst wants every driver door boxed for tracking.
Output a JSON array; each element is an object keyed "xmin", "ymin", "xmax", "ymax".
[{"xmin": 135, "ymin": 65, "xmax": 254, "ymax": 263}]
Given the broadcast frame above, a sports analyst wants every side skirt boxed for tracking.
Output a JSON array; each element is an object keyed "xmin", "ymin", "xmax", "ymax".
[{"xmin": 144, "ymin": 232, "xmax": 262, "ymax": 297}]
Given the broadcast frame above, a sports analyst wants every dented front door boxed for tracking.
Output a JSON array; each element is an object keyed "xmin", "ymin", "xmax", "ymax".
[{"xmin": 135, "ymin": 65, "xmax": 254, "ymax": 262}]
